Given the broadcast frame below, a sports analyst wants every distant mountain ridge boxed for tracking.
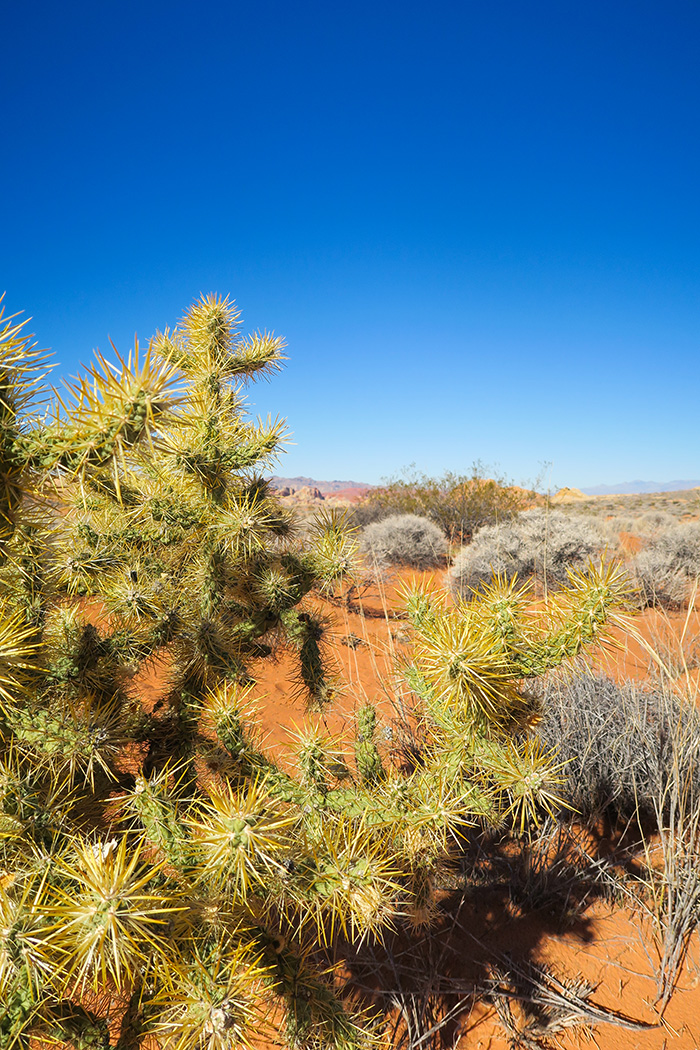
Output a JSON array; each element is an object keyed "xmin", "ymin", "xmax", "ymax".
[
  {"xmin": 270, "ymin": 476, "xmax": 371, "ymax": 495},
  {"xmin": 269, "ymin": 476, "xmax": 700, "ymax": 498},
  {"xmin": 581, "ymin": 480, "xmax": 700, "ymax": 496}
]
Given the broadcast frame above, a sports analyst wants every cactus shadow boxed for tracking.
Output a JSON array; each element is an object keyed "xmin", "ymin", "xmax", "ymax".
[{"xmin": 334, "ymin": 819, "xmax": 636, "ymax": 1048}]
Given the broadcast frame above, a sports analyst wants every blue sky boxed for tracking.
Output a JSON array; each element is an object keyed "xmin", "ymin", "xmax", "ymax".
[{"xmin": 2, "ymin": 0, "xmax": 699, "ymax": 489}]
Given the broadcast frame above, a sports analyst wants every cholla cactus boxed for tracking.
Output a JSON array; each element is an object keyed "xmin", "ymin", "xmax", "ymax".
[
  {"xmin": 400, "ymin": 565, "xmax": 631, "ymax": 830},
  {"xmin": 0, "ymin": 294, "xmax": 631, "ymax": 1049}
]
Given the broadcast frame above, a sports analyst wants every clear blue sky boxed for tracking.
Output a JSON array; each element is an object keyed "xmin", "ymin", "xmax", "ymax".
[{"xmin": 3, "ymin": 0, "xmax": 699, "ymax": 489}]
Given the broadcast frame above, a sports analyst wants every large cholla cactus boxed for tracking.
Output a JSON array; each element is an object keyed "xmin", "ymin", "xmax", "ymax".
[{"xmin": 0, "ymin": 293, "xmax": 630, "ymax": 1049}]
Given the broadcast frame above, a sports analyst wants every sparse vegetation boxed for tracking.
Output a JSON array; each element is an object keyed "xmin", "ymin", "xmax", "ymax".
[{"xmin": 538, "ymin": 666, "xmax": 700, "ymax": 1010}]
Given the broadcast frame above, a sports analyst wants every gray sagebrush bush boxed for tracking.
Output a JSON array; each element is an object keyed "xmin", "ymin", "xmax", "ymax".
[
  {"xmin": 599, "ymin": 511, "xmax": 676, "ymax": 546},
  {"xmin": 536, "ymin": 673, "xmax": 700, "ymax": 821},
  {"xmin": 633, "ymin": 522, "xmax": 700, "ymax": 607},
  {"xmin": 636, "ymin": 510, "xmax": 678, "ymax": 533},
  {"xmin": 360, "ymin": 513, "xmax": 448, "ymax": 568},
  {"xmin": 448, "ymin": 509, "xmax": 608, "ymax": 597}
]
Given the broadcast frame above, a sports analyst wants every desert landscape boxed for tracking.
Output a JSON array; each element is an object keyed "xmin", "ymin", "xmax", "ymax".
[
  {"xmin": 1, "ymin": 294, "xmax": 699, "ymax": 1050},
  {"xmin": 4, "ymin": 2, "xmax": 699, "ymax": 1047}
]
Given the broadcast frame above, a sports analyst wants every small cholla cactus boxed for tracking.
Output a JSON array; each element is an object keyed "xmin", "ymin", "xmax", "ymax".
[
  {"xmin": 354, "ymin": 704, "xmax": 385, "ymax": 785},
  {"xmin": 0, "ymin": 294, "xmax": 631, "ymax": 1049}
]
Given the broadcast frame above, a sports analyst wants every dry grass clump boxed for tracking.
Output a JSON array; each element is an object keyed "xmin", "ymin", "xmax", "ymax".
[
  {"xmin": 634, "ymin": 510, "xmax": 679, "ymax": 532},
  {"xmin": 360, "ymin": 514, "xmax": 447, "ymax": 569},
  {"xmin": 632, "ymin": 521, "xmax": 700, "ymax": 607},
  {"xmin": 536, "ymin": 672, "xmax": 700, "ymax": 822},
  {"xmin": 449, "ymin": 510, "xmax": 610, "ymax": 598},
  {"xmin": 645, "ymin": 620, "xmax": 700, "ymax": 679},
  {"xmin": 538, "ymin": 666, "xmax": 700, "ymax": 1008}
]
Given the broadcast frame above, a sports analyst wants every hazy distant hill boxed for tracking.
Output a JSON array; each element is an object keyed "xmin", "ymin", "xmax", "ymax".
[
  {"xmin": 581, "ymin": 480, "xmax": 700, "ymax": 495},
  {"xmin": 270, "ymin": 476, "xmax": 700, "ymax": 498},
  {"xmin": 270, "ymin": 476, "xmax": 371, "ymax": 495}
]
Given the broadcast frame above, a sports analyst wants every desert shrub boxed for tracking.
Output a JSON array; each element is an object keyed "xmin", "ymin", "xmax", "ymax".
[
  {"xmin": 596, "ymin": 516, "xmax": 636, "ymax": 548},
  {"xmin": 597, "ymin": 511, "xmax": 676, "ymax": 546},
  {"xmin": 636, "ymin": 510, "xmax": 678, "ymax": 532},
  {"xmin": 536, "ymin": 672, "xmax": 700, "ymax": 821},
  {"xmin": 360, "ymin": 513, "xmax": 447, "ymax": 569},
  {"xmin": 352, "ymin": 463, "xmax": 534, "ymax": 541},
  {"xmin": 633, "ymin": 521, "xmax": 700, "ymax": 607},
  {"xmin": 449, "ymin": 509, "xmax": 608, "ymax": 597}
]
